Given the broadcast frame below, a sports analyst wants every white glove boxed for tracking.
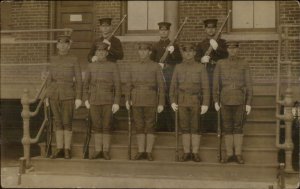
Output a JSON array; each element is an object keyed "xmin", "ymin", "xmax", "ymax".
[
  {"xmin": 103, "ymin": 39, "xmax": 111, "ymax": 50},
  {"xmin": 171, "ymin": 103, "xmax": 178, "ymax": 112},
  {"xmin": 75, "ymin": 99, "xmax": 82, "ymax": 109},
  {"xmin": 215, "ymin": 102, "xmax": 221, "ymax": 112},
  {"xmin": 91, "ymin": 56, "xmax": 98, "ymax": 62},
  {"xmin": 167, "ymin": 46, "xmax": 175, "ymax": 54},
  {"xmin": 159, "ymin": 63, "xmax": 164, "ymax": 69},
  {"xmin": 126, "ymin": 100, "xmax": 132, "ymax": 110},
  {"xmin": 200, "ymin": 105, "xmax": 208, "ymax": 115},
  {"xmin": 112, "ymin": 104, "xmax": 120, "ymax": 114},
  {"xmin": 210, "ymin": 39, "xmax": 218, "ymax": 50},
  {"xmin": 85, "ymin": 100, "xmax": 90, "ymax": 109},
  {"xmin": 157, "ymin": 105, "xmax": 164, "ymax": 113},
  {"xmin": 45, "ymin": 98, "xmax": 49, "ymax": 107},
  {"xmin": 201, "ymin": 55, "xmax": 210, "ymax": 63},
  {"xmin": 246, "ymin": 105, "xmax": 251, "ymax": 115}
]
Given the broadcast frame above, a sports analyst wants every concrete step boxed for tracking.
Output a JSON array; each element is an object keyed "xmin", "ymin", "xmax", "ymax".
[
  {"xmin": 38, "ymin": 143, "xmax": 278, "ymax": 165},
  {"xmin": 247, "ymin": 106, "xmax": 276, "ymax": 120},
  {"xmin": 30, "ymin": 157, "xmax": 277, "ymax": 182},
  {"xmin": 251, "ymin": 94, "xmax": 276, "ymax": 107}
]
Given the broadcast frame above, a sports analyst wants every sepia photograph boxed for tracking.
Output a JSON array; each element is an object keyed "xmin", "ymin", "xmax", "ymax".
[{"xmin": 1, "ymin": 0, "xmax": 300, "ymax": 188}]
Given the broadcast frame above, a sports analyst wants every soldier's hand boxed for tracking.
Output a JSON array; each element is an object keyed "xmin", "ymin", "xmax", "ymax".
[
  {"xmin": 167, "ymin": 45, "xmax": 175, "ymax": 54},
  {"xmin": 201, "ymin": 55, "xmax": 210, "ymax": 63},
  {"xmin": 44, "ymin": 98, "xmax": 49, "ymax": 107},
  {"xmin": 91, "ymin": 56, "xmax": 98, "ymax": 62},
  {"xmin": 85, "ymin": 100, "xmax": 90, "ymax": 109},
  {"xmin": 171, "ymin": 103, "xmax": 178, "ymax": 112},
  {"xmin": 159, "ymin": 63, "xmax": 164, "ymax": 69},
  {"xmin": 75, "ymin": 99, "xmax": 82, "ymax": 109},
  {"xmin": 125, "ymin": 101, "xmax": 131, "ymax": 110},
  {"xmin": 157, "ymin": 105, "xmax": 164, "ymax": 113},
  {"xmin": 200, "ymin": 105, "xmax": 208, "ymax": 115},
  {"xmin": 112, "ymin": 104, "xmax": 120, "ymax": 114},
  {"xmin": 246, "ymin": 105, "xmax": 251, "ymax": 115},
  {"xmin": 214, "ymin": 102, "xmax": 221, "ymax": 111},
  {"xmin": 210, "ymin": 39, "xmax": 218, "ymax": 50},
  {"xmin": 103, "ymin": 39, "xmax": 111, "ymax": 50}
]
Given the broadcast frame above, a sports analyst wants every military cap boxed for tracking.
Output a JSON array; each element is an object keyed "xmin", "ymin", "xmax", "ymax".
[
  {"xmin": 226, "ymin": 41, "xmax": 239, "ymax": 48},
  {"xmin": 99, "ymin": 18, "xmax": 112, "ymax": 26},
  {"xmin": 180, "ymin": 43, "xmax": 196, "ymax": 51},
  {"xmin": 57, "ymin": 35, "xmax": 71, "ymax": 43},
  {"xmin": 137, "ymin": 42, "xmax": 152, "ymax": 50},
  {"xmin": 203, "ymin": 19, "xmax": 218, "ymax": 28},
  {"xmin": 158, "ymin": 22, "xmax": 171, "ymax": 30},
  {"xmin": 95, "ymin": 42, "xmax": 108, "ymax": 51}
]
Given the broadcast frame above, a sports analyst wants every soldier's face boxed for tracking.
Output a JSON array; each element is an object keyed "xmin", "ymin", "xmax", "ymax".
[
  {"xmin": 57, "ymin": 42, "xmax": 71, "ymax": 55},
  {"xmin": 228, "ymin": 47, "xmax": 238, "ymax": 56},
  {"xmin": 100, "ymin": 25, "xmax": 112, "ymax": 35},
  {"xmin": 205, "ymin": 27, "xmax": 216, "ymax": 36},
  {"xmin": 95, "ymin": 50, "xmax": 108, "ymax": 60},
  {"xmin": 182, "ymin": 50, "xmax": 196, "ymax": 60},
  {"xmin": 138, "ymin": 49, "xmax": 150, "ymax": 59},
  {"xmin": 159, "ymin": 29, "xmax": 170, "ymax": 39}
]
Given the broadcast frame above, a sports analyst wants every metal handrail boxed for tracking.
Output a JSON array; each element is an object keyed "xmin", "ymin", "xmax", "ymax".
[{"xmin": 1, "ymin": 28, "xmax": 73, "ymax": 34}]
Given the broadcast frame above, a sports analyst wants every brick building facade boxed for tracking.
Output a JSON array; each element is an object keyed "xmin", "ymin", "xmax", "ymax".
[{"xmin": 1, "ymin": 0, "xmax": 299, "ymax": 99}]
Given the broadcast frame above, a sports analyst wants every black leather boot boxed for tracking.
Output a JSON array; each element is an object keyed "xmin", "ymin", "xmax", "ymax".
[
  {"xmin": 51, "ymin": 149, "xmax": 64, "ymax": 159},
  {"xmin": 134, "ymin": 152, "xmax": 145, "ymax": 160},
  {"xmin": 90, "ymin": 151, "xmax": 102, "ymax": 159},
  {"xmin": 236, "ymin": 155, "xmax": 245, "ymax": 164},
  {"xmin": 64, "ymin": 149, "xmax": 71, "ymax": 159},
  {"xmin": 192, "ymin": 153, "xmax": 201, "ymax": 162},
  {"xmin": 147, "ymin": 153, "xmax": 153, "ymax": 161},
  {"xmin": 103, "ymin": 151, "xmax": 111, "ymax": 160}
]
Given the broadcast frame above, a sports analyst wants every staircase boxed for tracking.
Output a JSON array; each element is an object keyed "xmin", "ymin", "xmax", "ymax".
[{"xmin": 21, "ymin": 84, "xmax": 281, "ymax": 188}]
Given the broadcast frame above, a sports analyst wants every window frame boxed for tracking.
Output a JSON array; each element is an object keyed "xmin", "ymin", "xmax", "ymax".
[{"xmin": 227, "ymin": 1, "xmax": 279, "ymax": 33}]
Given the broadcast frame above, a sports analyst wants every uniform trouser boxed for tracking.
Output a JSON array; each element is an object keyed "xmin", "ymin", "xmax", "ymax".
[
  {"xmin": 49, "ymin": 99, "xmax": 74, "ymax": 131},
  {"xmin": 157, "ymin": 66, "xmax": 175, "ymax": 131},
  {"xmin": 178, "ymin": 106, "xmax": 200, "ymax": 134},
  {"xmin": 221, "ymin": 105, "xmax": 244, "ymax": 134},
  {"xmin": 132, "ymin": 106, "xmax": 156, "ymax": 134},
  {"xmin": 201, "ymin": 64, "xmax": 217, "ymax": 133},
  {"xmin": 90, "ymin": 105, "xmax": 112, "ymax": 134}
]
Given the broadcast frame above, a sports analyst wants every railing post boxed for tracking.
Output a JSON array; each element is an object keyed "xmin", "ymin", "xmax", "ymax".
[{"xmin": 21, "ymin": 89, "xmax": 32, "ymax": 168}]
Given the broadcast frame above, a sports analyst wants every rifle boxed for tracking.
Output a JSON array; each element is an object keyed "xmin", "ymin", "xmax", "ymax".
[
  {"xmin": 204, "ymin": 10, "xmax": 232, "ymax": 63},
  {"xmin": 128, "ymin": 104, "xmax": 132, "ymax": 160},
  {"xmin": 107, "ymin": 15, "xmax": 127, "ymax": 41},
  {"xmin": 175, "ymin": 109, "xmax": 179, "ymax": 162},
  {"xmin": 217, "ymin": 103, "xmax": 222, "ymax": 162},
  {"xmin": 45, "ymin": 102, "xmax": 53, "ymax": 158},
  {"xmin": 83, "ymin": 109, "xmax": 92, "ymax": 159},
  {"xmin": 159, "ymin": 17, "xmax": 188, "ymax": 64}
]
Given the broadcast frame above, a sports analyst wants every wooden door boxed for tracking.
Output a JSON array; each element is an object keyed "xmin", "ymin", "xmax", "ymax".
[{"xmin": 56, "ymin": 1, "xmax": 95, "ymax": 69}]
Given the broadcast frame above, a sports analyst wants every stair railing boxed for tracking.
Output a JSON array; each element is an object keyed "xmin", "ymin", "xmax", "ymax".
[
  {"xmin": 275, "ymin": 24, "xmax": 300, "ymax": 173},
  {"xmin": 21, "ymin": 75, "xmax": 49, "ymax": 168}
]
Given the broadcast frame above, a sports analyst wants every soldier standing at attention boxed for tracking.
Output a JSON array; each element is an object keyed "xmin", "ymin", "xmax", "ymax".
[
  {"xmin": 45, "ymin": 35, "xmax": 82, "ymax": 159},
  {"xmin": 195, "ymin": 19, "xmax": 228, "ymax": 133},
  {"xmin": 213, "ymin": 41, "xmax": 253, "ymax": 164},
  {"xmin": 83, "ymin": 42, "xmax": 121, "ymax": 160},
  {"xmin": 150, "ymin": 22, "xmax": 182, "ymax": 132},
  {"xmin": 169, "ymin": 43, "xmax": 210, "ymax": 162},
  {"xmin": 88, "ymin": 18, "xmax": 123, "ymax": 63},
  {"xmin": 126, "ymin": 43, "xmax": 165, "ymax": 161}
]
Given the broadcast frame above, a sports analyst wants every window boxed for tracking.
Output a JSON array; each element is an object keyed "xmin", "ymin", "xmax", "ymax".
[
  {"xmin": 230, "ymin": 1, "xmax": 277, "ymax": 32},
  {"xmin": 0, "ymin": 1, "xmax": 12, "ymax": 30},
  {"xmin": 126, "ymin": 1, "xmax": 164, "ymax": 34}
]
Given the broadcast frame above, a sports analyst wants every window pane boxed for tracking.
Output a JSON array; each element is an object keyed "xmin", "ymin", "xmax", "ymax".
[
  {"xmin": 232, "ymin": 1, "xmax": 254, "ymax": 29},
  {"xmin": 128, "ymin": 1, "xmax": 147, "ymax": 30},
  {"xmin": 254, "ymin": 1, "xmax": 275, "ymax": 28},
  {"xmin": 148, "ymin": 1, "xmax": 164, "ymax": 30}
]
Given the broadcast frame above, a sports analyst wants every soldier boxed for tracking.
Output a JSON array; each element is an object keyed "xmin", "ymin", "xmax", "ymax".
[
  {"xmin": 213, "ymin": 41, "xmax": 253, "ymax": 164},
  {"xmin": 126, "ymin": 43, "xmax": 165, "ymax": 161},
  {"xmin": 169, "ymin": 43, "xmax": 210, "ymax": 162},
  {"xmin": 195, "ymin": 19, "xmax": 228, "ymax": 133},
  {"xmin": 150, "ymin": 22, "xmax": 182, "ymax": 132},
  {"xmin": 83, "ymin": 42, "xmax": 121, "ymax": 160},
  {"xmin": 88, "ymin": 17, "xmax": 123, "ymax": 63},
  {"xmin": 45, "ymin": 35, "xmax": 82, "ymax": 159}
]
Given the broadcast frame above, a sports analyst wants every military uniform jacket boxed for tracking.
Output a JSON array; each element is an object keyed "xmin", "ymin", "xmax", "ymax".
[
  {"xmin": 150, "ymin": 38, "xmax": 182, "ymax": 65},
  {"xmin": 126, "ymin": 60, "xmax": 165, "ymax": 107},
  {"xmin": 195, "ymin": 38, "xmax": 228, "ymax": 63},
  {"xmin": 169, "ymin": 61, "xmax": 210, "ymax": 107},
  {"xmin": 88, "ymin": 36, "xmax": 124, "ymax": 63},
  {"xmin": 83, "ymin": 61, "xmax": 121, "ymax": 105},
  {"xmin": 46, "ymin": 55, "xmax": 82, "ymax": 100},
  {"xmin": 213, "ymin": 57, "xmax": 253, "ymax": 106}
]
